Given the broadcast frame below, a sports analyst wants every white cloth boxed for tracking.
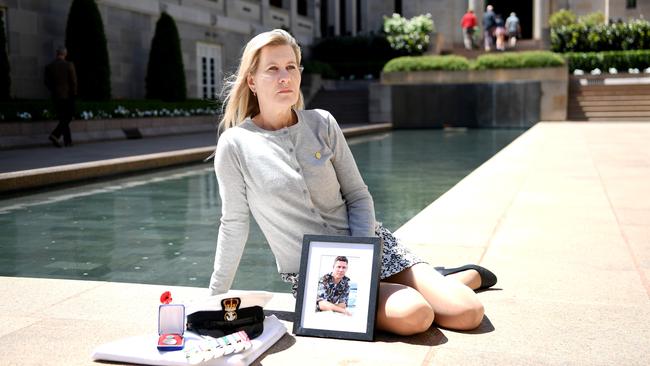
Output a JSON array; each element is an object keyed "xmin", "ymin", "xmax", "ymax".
[{"xmin": 91, "ymin": 315, "xmax": 287, "ymax": 366}]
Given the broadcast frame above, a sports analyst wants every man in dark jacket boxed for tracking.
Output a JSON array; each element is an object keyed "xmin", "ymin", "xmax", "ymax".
[
  {"xmin": 482, "ymin": 5, "xmax": 496, "ymax": 51},
  {"xmin": 45, "ymin": 46, "xmax": 77, "ymax": 147}
]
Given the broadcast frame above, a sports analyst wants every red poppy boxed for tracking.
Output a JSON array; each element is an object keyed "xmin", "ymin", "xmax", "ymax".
[{"xmin": 160, "ymin": 291, "xmax": 172, "ymax": 304}]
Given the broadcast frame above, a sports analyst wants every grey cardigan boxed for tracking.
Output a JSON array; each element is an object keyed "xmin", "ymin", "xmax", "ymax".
[{"xmin": 209, "ymin": 109, "xmax": 376, "ymax": 295}]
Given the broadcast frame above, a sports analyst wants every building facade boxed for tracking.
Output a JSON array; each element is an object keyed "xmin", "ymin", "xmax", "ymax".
[
  {"xmin": 1, "ymin": 0, "xmax": 649, "ymax": 100},
  {"xmin": 0, "ymin": 0, "xmax": 317, "ymax": 99}
]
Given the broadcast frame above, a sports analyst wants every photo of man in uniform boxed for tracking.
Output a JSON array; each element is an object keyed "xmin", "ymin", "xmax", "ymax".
[{"xmin": 316, "ymin": 256, "xmax": 352, "ymax": 316}]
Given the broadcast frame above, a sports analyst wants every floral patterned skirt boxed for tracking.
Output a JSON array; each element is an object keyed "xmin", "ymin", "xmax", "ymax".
[{"xmin": 281, "ymin": 224, "xmax": 425, "ymax": 297}]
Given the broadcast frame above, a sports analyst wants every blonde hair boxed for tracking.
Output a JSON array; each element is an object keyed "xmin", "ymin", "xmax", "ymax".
[{"xmin": 219, "ymin": 29, "xmax": 304, "ymax": 131}]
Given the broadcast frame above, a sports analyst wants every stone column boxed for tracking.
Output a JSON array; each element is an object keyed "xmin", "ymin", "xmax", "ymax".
[
  {"xmin": 347, "ymin": 0, "xmax": 357, "ymax": 35},
  {"xmin": 261, "ymin": 0, "xmax": 271, "ymax": 27},
  {"xmin": 533, "ymin": 0, "xmax": 543, "ymax": 40},
  {"xmin": 290, "ymin": 0, "xmax": 298, "ymax": 34},
  {"xmin": 332, "ymin": 0, "xmax": 340, "ymax": 35},
  {"xmin": 468, "ymin": 0, "xmax": 479, "ymax": 11},
  {"xmin": 313, "ymin": 0, "xmax": 321, "ymax": 38}
]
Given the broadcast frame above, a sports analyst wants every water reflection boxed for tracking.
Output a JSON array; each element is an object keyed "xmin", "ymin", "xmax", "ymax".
[{"xmin": 0, "ymin": 129, "xmax": 523, "ymax": 292}]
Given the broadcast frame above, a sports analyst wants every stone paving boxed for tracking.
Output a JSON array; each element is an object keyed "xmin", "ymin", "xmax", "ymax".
[{"xmin": 0, "ymin": 122, "xmax": 649, "ymax": 365}]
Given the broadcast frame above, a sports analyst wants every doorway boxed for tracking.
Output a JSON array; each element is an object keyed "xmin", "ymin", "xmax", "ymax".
[{"xmin": 486, "ymin": 0, "xmax": 533, "ymax": 39}]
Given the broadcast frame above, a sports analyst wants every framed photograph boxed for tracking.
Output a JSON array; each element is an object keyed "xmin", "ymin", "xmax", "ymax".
[{"xmin": 293, "ymin": 235, "xmax": 382, "ymax": 341}]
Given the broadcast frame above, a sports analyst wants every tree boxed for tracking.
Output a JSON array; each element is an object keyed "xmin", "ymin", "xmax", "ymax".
[
  {"xmin": 0, "ymin": 15, "xmax": 10, "ymax": 100},
  {"xmin": 65, "ymin": 0, "xmax": 111, "ymax": 100},
  {"xmin": 146, "ymin": 12, "xmax": 186, "ymax": 101}
]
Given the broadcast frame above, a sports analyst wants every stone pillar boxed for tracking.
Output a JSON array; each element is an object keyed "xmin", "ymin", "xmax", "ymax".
[
  {"xmin": 347, "ymin": 0, "xmax": 357, "ymax": 36},
  {"xmin": 358, "ymin": 0, "xmax": 367, "ymax": 34},
  {"xmin": 261, "ymin": 0, "xmax": 271, "ymax": 27},
  {"xmin": 289, "ymin": 0, "xmax": 298, "ymax": 34},
  {"xmin": 332, "ymin": 0, "xmax": 340, "ymax": 35},
  {"xmin": 468, "ymin": 0, "xmax": 479, "ymax": 12},
  {"xmin": 533, "ymin": 0, "xmax": 543, "ymax": 40},
  {"xmin": 313, "ymin": 0, "xmax": 321, "ymax": 38}
]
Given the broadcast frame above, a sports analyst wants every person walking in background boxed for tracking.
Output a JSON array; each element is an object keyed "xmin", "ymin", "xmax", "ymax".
[
  {"xmin": 482, "ymin": 5, "xmax": 496, "ymax": 51},
  {"xmin": 45, "ymin": 46, "xmax": 77, "ymax": 148},
  {"xmin": 506, "ymin": 12, "xmax": 521, "ymax": 48},
  {"xmin": 494, "ymin": 14, "xmax": 506, "ymax": 51},
  {"xmin": 460, "ymin": 9, "xmax": 478, "ymax": 50}
]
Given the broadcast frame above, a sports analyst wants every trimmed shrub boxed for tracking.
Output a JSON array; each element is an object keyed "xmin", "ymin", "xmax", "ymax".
[
  {"xmin": 65, "ymin": 0, "xmax": 111, "ymax": 100},
  {"xmin": 474, "ymin": 51, "xmax": 565, "ymax": 70},
  {"xmin": 0, "ymin": 15, "xmax": 10, "ymax": 100},
  {"xmin": 549, "ymin": 9, "xmax": 576, "ymax": 29},
  {"xmin": 310, "ymin": 34, "xmax": 404, "ymax": 78},
  {"xmin": 564, "ymin": 50, "xmax": 650, "ymax": 72},
  {"xmin": 146, "ymin": 12, "xmax": 187, "ymax": 101},
  {"xmin": 383, "ymin": 13, "xmax": 435, "ymax": 55},
  {"xmin": 0, "ymin": 99, "xmax": 220, "ymax": 122},
  {"xmin": 382, "ymin": 52, "xmax": 563, "ymax": 73},
  {"xmin": 551, "ymin": 19, "xmax": 650, "ymax": 52},
  {"xmin": 383, "ymin": 55, "xmax": 470, "ymax": 72},
  {"xmin": 579, "ymin": 11, "xmax": 605, "ymax": 27}
]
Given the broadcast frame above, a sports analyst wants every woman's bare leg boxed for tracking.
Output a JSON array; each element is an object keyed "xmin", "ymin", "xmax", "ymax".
[
  {"xmin": 385, "ymin": 264, "xmax": 484, "ymax": 330},
  {"xmin": 375, "ymin": 282, "xmax": 435, "ymax": 336},
  {"xmin": 446, "ymin": 269, "xmax": 481, "ymax": 290}
]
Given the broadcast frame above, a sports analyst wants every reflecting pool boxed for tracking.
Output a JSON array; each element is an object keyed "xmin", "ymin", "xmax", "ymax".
[{"xmin": 0, "ymin": 129, "xmax": 523, "ymax": 292}]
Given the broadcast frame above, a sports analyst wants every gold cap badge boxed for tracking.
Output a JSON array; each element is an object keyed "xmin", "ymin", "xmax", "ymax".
[{"xmin": 221, "ymin": 297, "xmax": 241, "ymax": 321}]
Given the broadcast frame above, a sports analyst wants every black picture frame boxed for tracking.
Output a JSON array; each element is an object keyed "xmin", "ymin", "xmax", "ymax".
[{"xmin": 293, "ymin": 235, "xmax": 382, "ymax": 341}]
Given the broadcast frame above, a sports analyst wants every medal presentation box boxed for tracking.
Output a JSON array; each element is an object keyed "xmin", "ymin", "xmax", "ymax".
[{"xmin": 157, "ymin": 304, "xmax": 185, "ymax": 351}]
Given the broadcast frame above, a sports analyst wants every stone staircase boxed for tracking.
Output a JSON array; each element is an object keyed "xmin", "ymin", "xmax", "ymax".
[
  {"xmin": 444, "ymin": 39, "xmax": 544, "ymax": 59},
  {"xmin": 306, "ymin": 81, "xmax": 370, "ymax": 125},
  {"xmin": 568, "ymin": 76, "xmax": 650, "ymax": 121}
]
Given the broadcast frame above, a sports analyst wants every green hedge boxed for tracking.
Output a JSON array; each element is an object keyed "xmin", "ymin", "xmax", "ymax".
[
  {"xmin": 0, "ymin": 99, "xmax": 220, "ymax": 122},
  {"xmin": 551, "ymin": 19, "xmax": 650, "ymax": 53},
  {"xmin": 473, "ymin": 51, "xmax": 565, "ymax": 70},
  {"xmin": 383, "ymin": 55, "xmax": 470, "ymax": 72},
  {"xmin": 564, "ymin": 50, "xmax": 650, "ymax": 72},
  {"xmin": 382, "ymin": 51, "xmax": 564, "ymax": 73}
]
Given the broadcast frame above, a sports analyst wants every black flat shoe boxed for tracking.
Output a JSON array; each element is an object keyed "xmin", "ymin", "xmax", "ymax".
[
  {"xmin": 49, "ymin": 135, "xmax": 62, "ymax": 148},
  {"xmin": 435, "ymin": 264, "xmax": 497, "ymax": 290}
]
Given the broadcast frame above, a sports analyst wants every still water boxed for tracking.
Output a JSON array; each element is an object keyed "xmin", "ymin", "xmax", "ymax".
[{"xmin": 0, "ymin": 129, "xmax": 523, "ymax": 292}]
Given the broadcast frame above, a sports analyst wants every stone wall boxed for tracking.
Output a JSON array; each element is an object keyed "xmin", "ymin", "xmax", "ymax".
[
  {"xmin": 1, "ymin": 0, "xmax": 314, "ymax": 99},
  {"xmin": 0, "ymin": 115, "xmax": 217, "ymax": 149},
  {"xmin": 377, "ymin": 66, "xmax": 568, "ymax": 127},
  {"xmin": 389, "ymin": 81, "xmax": 540, "ymax": 129}
]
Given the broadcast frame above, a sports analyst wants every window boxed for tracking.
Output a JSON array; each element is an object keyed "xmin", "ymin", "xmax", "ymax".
[
  {"xmin": 320, "ymin": 0, "xmax": 330, "ymax": 36},
  {"xmin": 298, "ymin": 0, "xmax": 308, "ymax": 16},
  {"xmin": 626, "ymin": 0, "xmax": 637, "ymax": 9},
  {"xmin": 356, "ymin": 0, "xmax": 361, "ymax": 32},
  {"xmin": 196, "ymin": 43, "xmax": 222, "ymax": 100}
]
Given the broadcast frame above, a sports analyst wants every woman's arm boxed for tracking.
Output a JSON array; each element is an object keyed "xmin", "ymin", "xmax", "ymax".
[
  {"xmin": 326, "ymin": 112, "xmax": 376, "ymax": 237},
  {"xmin": 209, "ymin": 134, "xmax": 251, "ymax": 295}
]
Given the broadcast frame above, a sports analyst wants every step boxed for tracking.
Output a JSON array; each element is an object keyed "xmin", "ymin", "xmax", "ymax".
[
  {"xmin": 569, "ymin": 99, "xmax": 650, "ymax": 106},
  {"xmin": 569, "ymin": 104, "xmax": 650, "ymax": 111},
  {"xmin": 570, "ymin": 111, "xmax": 650, "ymax": 118},
  {"xmin": 569, "ymin": 116, "xmax": 650, "ymax": 121},
  {"xmin": 571, "ymin": 95, "xmax": 650, "ymax": 101}
]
